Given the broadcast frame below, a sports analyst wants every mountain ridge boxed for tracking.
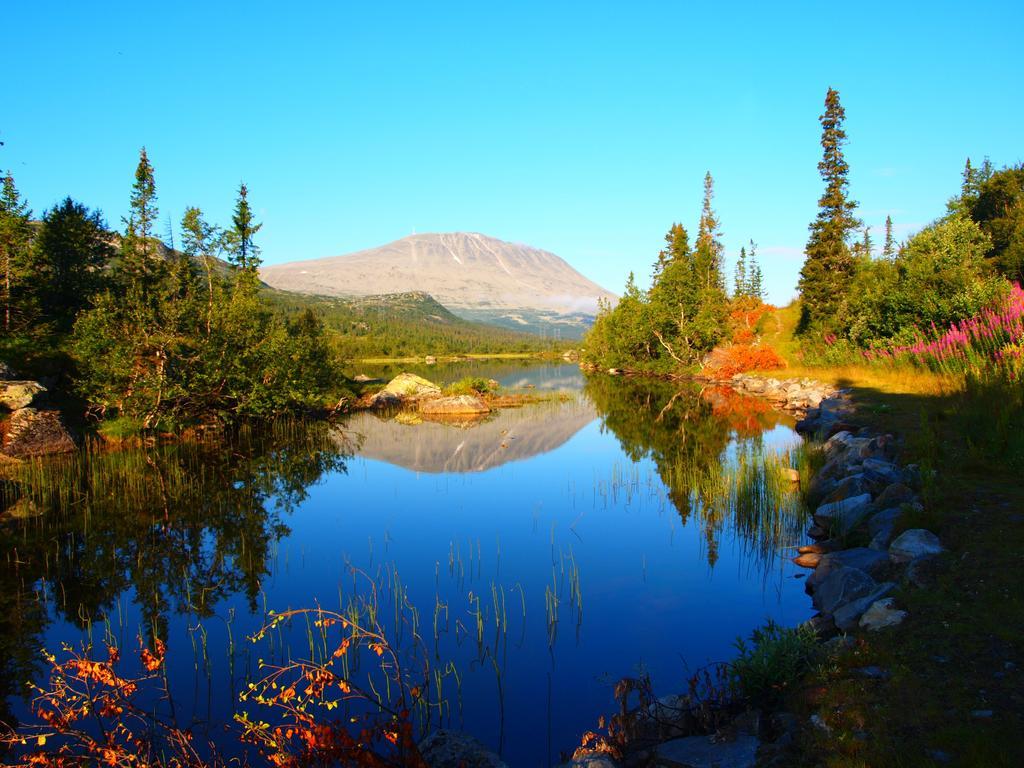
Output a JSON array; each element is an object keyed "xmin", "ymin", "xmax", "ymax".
[{"xmin": 259, "ymin": 232, "xmax": 617, "ymax": 326}]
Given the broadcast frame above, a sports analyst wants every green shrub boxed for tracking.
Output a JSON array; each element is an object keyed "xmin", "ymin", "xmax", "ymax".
[
  {"xmin": 97, "ymin": 415, "xmax": 144, "ymax": 440},
  {"xmin": 445, "ymin": 376, "xmax": 494, "ymax": 396},
  {"xmin": 730, "ymin": 620, "xmax": 819, "ymax": 707}
]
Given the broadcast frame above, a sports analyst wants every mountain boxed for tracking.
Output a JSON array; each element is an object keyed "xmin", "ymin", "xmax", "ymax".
[{"xmin": 259, "ymin": 232, "xmax": 616, "ymax": 337}]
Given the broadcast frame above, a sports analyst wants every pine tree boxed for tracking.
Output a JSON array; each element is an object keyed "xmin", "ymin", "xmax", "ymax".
[
  {"xmin": 0, "ymin": 172, "xmax": 33, "ymax": 332},
  {"xmin": 120, "ymin": 147, "xmax": 163, "ymax": 292},
  {"xmin": 852, "ymin": 226, "xmax": 873, "ymax": 261},
  {"xmin": 694, "ymin": 172, "xmax": 726, "ymax": 292},
  {"xmin": 882, "ymin": 215, "xmax": 896, "ymax": 259},
  {"xmin": 748, "ymin": 240, "xmax": 764, "ymax": 300},
  {"xmin": 33, "ymin": 198, "xmax": 114, "ymax": 331},
  {"xmin": 798, "ymin": 87, "xmax": 860, "ymax": 332},
  {"xmin": 734, "ymin": 246, "xmax": 748, "ymax": 297},
  {"xmin": 180, "ymin": 207, "xmax": 223, "ymax": 335},
  {"xmin": 226, "ymin": 183, "xmax": 262, "ymax": 273}
]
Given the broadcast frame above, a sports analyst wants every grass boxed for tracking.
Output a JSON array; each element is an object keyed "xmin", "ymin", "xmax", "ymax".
[{"xmin": 750, "ymin": 304, "xmax": 1024, "ymax": 766}]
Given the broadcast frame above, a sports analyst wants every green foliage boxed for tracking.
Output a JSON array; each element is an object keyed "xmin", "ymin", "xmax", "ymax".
[
  {"xmin": 445, "ymin": 376, "xmax": 495, "ymax": 395},
  {"xmin": 970, "ymin": 164, "xmax": 1024, "ymax": 283},
  {"xmin": 71, "ymin": 163, "xmax": 338, "ymax": 426},
  {"xmin": 843, "ymin": 215, "xmax": 1006, "ymax": 346},
  {"xmin": 730, "ymin": 619, "xmax": 819, "ymax": 707},
  {"xmin": 32, "ymin": 197, "xmax": 114, "ymax": 331},
  {"xmin": 583, "ymin": 175, "xmax": 729, "ymax": 371},
  {"xmin": 798, "ymin": 88, "xmax": 861, "ymax": 333},
  {"xmin": 224, "ymin": 182, "xmax": 262, "ymax": 272},
  {"xmin": 0, "ymin": 171, "xmax": 34, "ymax": 333}
]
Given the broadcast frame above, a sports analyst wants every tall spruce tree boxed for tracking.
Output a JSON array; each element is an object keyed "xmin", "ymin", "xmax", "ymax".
[
  {"xmin": 734, "ymin": 246, "xmax": 748, "ymax": 297},
  {"xmin": 695, "ymin": 172, "xmax": 726, "ymax": 292},
  {"xmin": 0, "ymin": 172, "xmax": 32, "ymax": 332},
  {"xmin": 797, "ymin": 87, "xmax": 860, "ymax": 332},
  {"xmin": 226, "ymin": 183, "xmax": 262, "ymax": 273},
  {"xmin": 748, "ymin": 240, "xmax": 764, "ymax": 300},
  {"xmin": 120, "ymin": 147, "xmax": 162, "ymax": 293},
  {"xmin": 882, "ymin": 215, "xmax": 896, "ymax": 259}
]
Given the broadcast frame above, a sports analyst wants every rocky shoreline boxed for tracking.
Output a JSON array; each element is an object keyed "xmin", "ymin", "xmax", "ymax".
[
  {"xmin": 548, "ymin": 371, "xmax": 947, "ymax": 768},
  {"xmin": 0, "ymin": 363, "xmax": 75, "ymax": 461}
]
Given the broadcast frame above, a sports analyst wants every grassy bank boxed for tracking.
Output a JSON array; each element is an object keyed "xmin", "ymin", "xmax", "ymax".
[{"xmin": 742, "ymin": 305, "xmax": 1024, "ymax": 767}]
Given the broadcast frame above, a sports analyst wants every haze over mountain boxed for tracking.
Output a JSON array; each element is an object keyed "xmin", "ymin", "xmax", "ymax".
[{"xmin": 260, "ymin": 232, "xmax": 617, "ymax": 336}]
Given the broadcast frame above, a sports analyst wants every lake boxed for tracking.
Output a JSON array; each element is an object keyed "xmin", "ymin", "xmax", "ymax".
[{"xmin": 0, "ymin": 363, "xmax": 813, "ymax": 766}]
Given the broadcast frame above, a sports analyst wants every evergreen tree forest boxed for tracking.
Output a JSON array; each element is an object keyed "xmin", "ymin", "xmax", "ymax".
[{"xmin": 0, "ymin": 149, "xmax": 337, "ymax": 427}]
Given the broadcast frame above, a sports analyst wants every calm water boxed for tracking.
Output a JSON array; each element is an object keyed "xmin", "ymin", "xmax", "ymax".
[{"xmin": 0, "ymin": 364, "xmax": 812, "ymax": 766}]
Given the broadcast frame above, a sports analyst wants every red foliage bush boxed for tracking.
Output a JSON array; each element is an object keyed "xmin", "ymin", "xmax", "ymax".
[{"xmin": 703, "ymin": 344, "xmax": 786, "ymax": 378}]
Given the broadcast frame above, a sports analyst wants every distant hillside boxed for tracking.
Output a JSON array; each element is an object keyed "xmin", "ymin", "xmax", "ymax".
[
  {"xmin": 265, "ymin": 289, "xmax": 560, "ymax": 358},
  {"xmin": 259, "ymin": 232, "xmax": 616, "ymax": 336}
]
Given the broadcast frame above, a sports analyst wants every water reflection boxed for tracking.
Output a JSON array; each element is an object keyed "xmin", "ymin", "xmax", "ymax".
[{"xmin": 0, "ymin": 368, "xmax": 812, "ymax": 765}]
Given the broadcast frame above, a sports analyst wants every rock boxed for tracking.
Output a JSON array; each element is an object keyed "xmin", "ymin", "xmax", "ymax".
[
  {"xmin": 822, "ymin": 473, "xmax": 871, "ymax": 504},
  {"xmin": 0, "ymin": 361, "xmax": 16, "ymax": 380},
  {"xmin": 793, "ymin": 552, "xmax": 821, "ymax": 568},
  {"xmin": 813, "ymin": 493, "xmax": 873, "ymax": 534},
  {"xmin": 809, "ymin": 548, "xmax": 890, "ymax": 585},
  {"xmin": 868, "ymin": 507, "xmax": 903, "ymax": 538},
  {"xmin": 368, "ymin": 390, "xmax": 402, "ymax": 409},
  {"xmin": 654, "ymin": 721, "xmax": 759, "ymax": 768},
  {"xmin": 780, "ymin": 467, "xmax": 800, "ymax": 483},
  {"xmin": 871, "ymin": 483, "xmax": 916, "ymax": 511},
  {"xmin": 822, "ymin": 634, "xmax": 856, "ymax": 655},
  {"xmin": 869, "ymin": 525, "xmax": 895, "ymax": 551},
  {"xmin": 802, "ymin": 613, "xmax": 837, "ymax": 638},
  {"xmin": 419, "ymin": 395, "xmax": 490, "ymax": 416},
  {"xmin": 834, "ymin": 582, "xmax": 895, "ymax": 631},
  {"xmin": 0, "ymin": 381, "xmax": 46, "ymax": 410},
  {"xmin": 809, "ymin": 713, "xmax": 831, "ymax": 735},
  {"xmin": 2, "ymin": 409, "xmax": 75, "ymax": 457},
  {"xmin": 352, "ymin": 373, "xmax": 381, "ymax": 383},
  {"xmin": 859, "ymin": 597, "xmax": 907, "ymax": 631},
  {"xmin": 607, "ymin": 368, "xmax": 624, "ymax": 375},
  {"xmin": 806, "ymin": 524, "xmax": 829, "ymax": 540},
  {"xmin": 382, "ymin": 373, "xmax": 442, "ymax": 399},
  {"xmin": 562, "ymin": 350, "xmax": 580, "ymax": 362},
  {"xmin": 889, "ymin": 529, "xmax": 944, "ymax": 564},
  {"xmin": 797, "ymin": 542, "xmax": 836, "ymax": 555},
  {"xmin": 424, "ymin": 355, "xmax": 437, "ymax": 365},
  {"xmin": 862, "ymin": 457, "xmax": 903, "ymax": 485},
  {"xmin": 418, "ymin": 730, "xmax": 507, "ymax": 768},
  {"xmin": 810, "ymin": 565, "xmax": 878, "ymax": 615}
]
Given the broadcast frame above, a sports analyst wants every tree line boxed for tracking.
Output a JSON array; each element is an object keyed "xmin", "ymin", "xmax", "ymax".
[
  {"xmin": 582, "ymin": 173, "xmax": 766, "ymax": 372},
  {"xmin": 797, "ymin": 88, "xmax": 1023, "ymax": 355},
  {"xmin": 0, "ymin": 148, "xmax": 335, "ymax": 428}
]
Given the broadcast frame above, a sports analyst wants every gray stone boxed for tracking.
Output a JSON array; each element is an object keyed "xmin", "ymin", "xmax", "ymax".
[
  {"xmin": 871, "ymin": 483, "xmax": 916, "ymax": 511},
  {"xmin": 869, "ymin": 524, "xmax": 895, "ymax": 551},
  {"xmin": 834, "ymin": 582, "xmax": 895, "ymax": 631},
  {"xmin": 814, "ymin": 493, "xmax": 873, "ymax": 534},
  {"xmin": 859, "ymin": 597, "xmax": 907, "ymax": 631},
  {"xmin": 810, "ymin": 565, "xmax": 878, "ymax": 615},
  {"xmin": 889, "ymin": 529, "xmax": 944, "ymax": 564},
  {"xmin": 368, "ymin": 390, "xmax": 402, "ymax": 409},
  {"xmin": 419, "ymin": 395, "xmax": 490, "ymax": 416},
  {"xmin": 382, "ymin": 372, "xmax": 442, "ymax": 398},
  {"xmin": 862, "ymin": 457, "xmax": 903, "ymax": 485},
  {"xmin": 868, "ymin": 507, "xmax": 903, "ymax": 538},
  {"xmin": 565, "ymin": 756, "xmax": 620, "ymax": 768},
  {"xmin": 655, "ymin": 731, "xmax": 758, "ymax": 768},
  {"xmin": 2, "ymin": 408, "xmax": 75, "ymax": 457},
  {"xmin": 419, "ymin": 730, "xmax": 507, "ymax": 768},
  {"xmin": 816, "ymin": 548, "xmax": 890, "ymax": 580},
  {"xmin": 0, "ymin": 380, "xmax": 46, "ymax": 410},
  {"xmin": 822, "ymin": 473, "xmax": 871, "ymax": 504}
]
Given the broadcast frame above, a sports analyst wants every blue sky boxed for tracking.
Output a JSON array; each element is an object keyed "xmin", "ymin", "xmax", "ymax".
[{"xmin": 5, "ymin": 1, "xmax": 1022, "ymax": 305}]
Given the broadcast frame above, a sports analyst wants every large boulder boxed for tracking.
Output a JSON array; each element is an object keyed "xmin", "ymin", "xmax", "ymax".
[
  {"xmin": 810, "ymin": 565, "xmax": 878, "ymax": 615},
  {"xmin": 833, "ymin": 582, "xmax": 895, "ymax": 631},
  {"xmin": 889, "ymin": 529, "xmax": 944, "ymax": 564},
  {"xmin": 808, "ymin": 548, "xmax": 889, "ymax": 587},
  {"xmin": 654, "ymin": 711, "xmax": 759, "ymax": 768},
  {"xmin": 0, "ymin": 381, "xmax": 46, "ymax": 410},
  {"xmin": 2, "ymin": 408, "xmax": 75, "ymax": 457},
  {"xmin": 418, "ymin": 730, "xmax": 507, "ymax": 768},
  {"xmin": 419, "ymin": 395, "xmax": 490, "ymax": 416},
  {"xmin": 871, "ymin": 483, "xmax": 916, "ymax": 512},
  {"xmin": 382, "ymin": 373, "xmax": 442, "ymax": 399},
  {"xmin": 813, "ymin": 493, "xmax": 873, "ymax": 534}
]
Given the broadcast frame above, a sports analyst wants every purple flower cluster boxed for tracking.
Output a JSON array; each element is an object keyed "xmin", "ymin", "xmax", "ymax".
[{"xmin": 864, "ymin": 284, "xmax": 1024, "ymax": 380}]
